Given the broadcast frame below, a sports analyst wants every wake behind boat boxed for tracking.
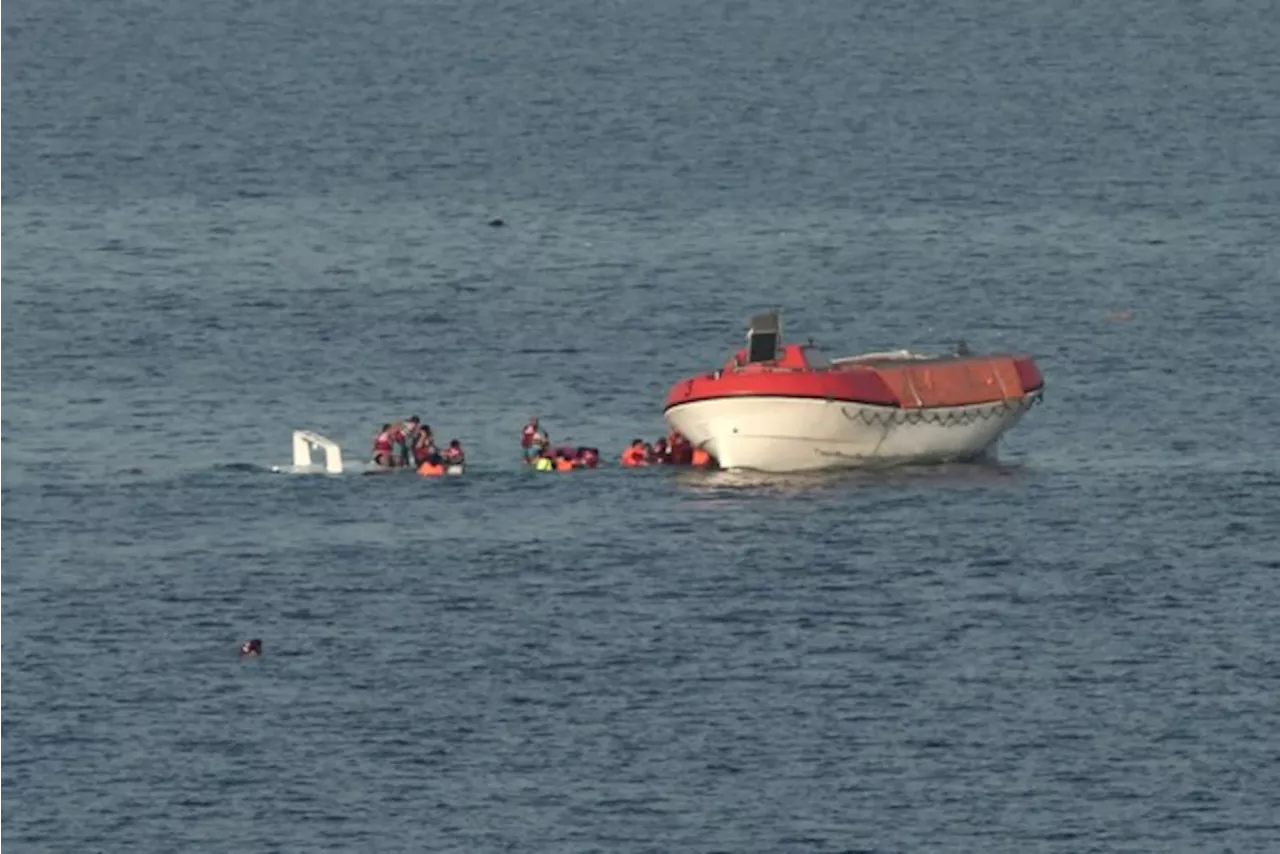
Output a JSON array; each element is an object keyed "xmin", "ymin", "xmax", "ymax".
[{"xmin": 662, "ymin": 312, "xmax": 1044, "ymax": 473}]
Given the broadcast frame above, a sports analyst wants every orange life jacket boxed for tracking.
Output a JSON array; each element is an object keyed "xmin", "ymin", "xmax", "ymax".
[
  {"xmin": 621, "ymin": 446, "xmax": 646, "ymax": 467},
  {"xmin": 554, "ymin": 457, "xmax": 575, "ymax": 472},
  {"xmin": 691, "ymin": 448, "xmax": 711, "ymax": 467},
  {"xmin": 417, "ymin": 461, "xmax": 446, "ymax": 477}
]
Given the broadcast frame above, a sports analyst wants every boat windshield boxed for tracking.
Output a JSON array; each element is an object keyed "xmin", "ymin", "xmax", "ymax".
[{"xmin": 800, "ymin": 345, "xmax": 831, "ymax": 368}]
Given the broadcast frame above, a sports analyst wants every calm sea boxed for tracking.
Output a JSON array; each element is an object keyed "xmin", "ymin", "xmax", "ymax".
[{"xmin": 4, "ymin": 0, "xmax": 1279, "ymax": 850}]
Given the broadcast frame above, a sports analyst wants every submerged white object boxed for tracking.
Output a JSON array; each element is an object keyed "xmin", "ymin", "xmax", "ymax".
[{"xmin": 292, "ymin": 430, "xmax": 344, "ymax": 473}]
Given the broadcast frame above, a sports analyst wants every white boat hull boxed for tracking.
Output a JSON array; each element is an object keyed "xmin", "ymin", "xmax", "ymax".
[{"xmin": 664, "ymin": 392, "xmax": 1042, "ymax": 473}]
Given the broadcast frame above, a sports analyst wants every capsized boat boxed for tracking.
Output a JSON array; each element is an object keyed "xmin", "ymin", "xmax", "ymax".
[{"xmin": 662, "ymin": 313, "xmax": 1044, "ymax": 473}]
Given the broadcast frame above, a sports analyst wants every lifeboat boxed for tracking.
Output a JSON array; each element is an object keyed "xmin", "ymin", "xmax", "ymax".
[{"xmin": 662, "ymin": 312, "xmax": 1044, "ymax": 473}]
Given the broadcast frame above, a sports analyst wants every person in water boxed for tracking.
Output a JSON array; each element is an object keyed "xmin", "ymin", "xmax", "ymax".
[
  {"xmin": 620, "ymin": 439, "xmax": 650, "ymax": 467},
  {"xmin": 416, "ymin": 434, "xmax": 448, "ymax": 476},
  {"xmin": 390, "ymin": 420, "xmax": 413, "ymax": 467},
  {"xmin": 441, "ymin": 439, "xmax": 465, "ymax": 468},
  {"xmin": 521, "ymin": 417, "xmax": 549, "ymax": 464},
  {"xmin": 668, "ymin": 431, "xmax": 694, "ymax": 465},
  {"xmin": 411, "ymin": 423, "xmax": 437, "ymax": 467},
  {"xmin": 533, "ymin": 446, "xmax": 555, "ymax": 472},
  {"xmin": 553, "ymin": 449, "xmax": 577, "ymax": 471},
  {"xmin": 372, "ymin": 424, "xmax": 395, "ymax": 467},
  {"xmin": 400, "ymin": 416, "xmax": 422, "ymax": 465},
  {"xmin": 239, "ymin": 639, "xmax": 262, "ymax": 658}
]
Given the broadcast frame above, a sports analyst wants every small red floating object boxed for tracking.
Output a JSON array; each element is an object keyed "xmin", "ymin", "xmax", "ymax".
[{"xmin": 239, "ymin": 639, "xmax": 263, "ymax": 658}]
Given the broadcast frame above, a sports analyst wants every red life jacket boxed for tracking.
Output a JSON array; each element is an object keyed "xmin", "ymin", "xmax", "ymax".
[
  {"xmin": 373, "ymin": 431, "xmax": 392, "ymax": 453},
  {"xmin": 521, "ymin": 423, "xmax": 538, "ymax": 448}
]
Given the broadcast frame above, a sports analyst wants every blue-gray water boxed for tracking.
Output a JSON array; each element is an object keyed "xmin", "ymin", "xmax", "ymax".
[{"xmin": 4, "ymin": 0, "xmax": 1280, "ymax": 850}]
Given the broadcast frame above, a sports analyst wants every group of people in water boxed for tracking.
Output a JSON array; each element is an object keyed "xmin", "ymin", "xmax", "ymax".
[
  {"xmin": 370, "ymin": 416, "xmax": 467, "ymax": 476},
  {"xmin": 519, "ymin": 416, "xmax": 600, "ymax": 471},
  {"xmin": 371, "ymin": 415, "xmax": 716, "ymax": 476},
  {"xmin": 618, "ymin": 435, "xmax": 714, "ymax": 468},
  {"xmin": 520, "ymin": 416, "xmax": 715, "ymax": 471}
]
